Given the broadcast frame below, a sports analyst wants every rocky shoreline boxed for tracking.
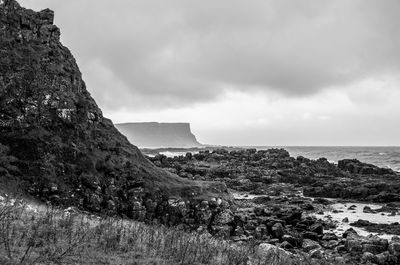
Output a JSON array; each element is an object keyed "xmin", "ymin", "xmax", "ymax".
[
  {"xmin": 2, "ymin": 0, "xmax": 400, "ymax": 263},
  {"xmin": 147, "ymin": 148, "xmax": 400, "ymax": 264}
]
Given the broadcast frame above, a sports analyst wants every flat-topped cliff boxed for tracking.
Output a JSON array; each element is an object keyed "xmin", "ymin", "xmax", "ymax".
[{"xmin": 116, "ymin": 122, "xmax": 202, "ymax": 148}]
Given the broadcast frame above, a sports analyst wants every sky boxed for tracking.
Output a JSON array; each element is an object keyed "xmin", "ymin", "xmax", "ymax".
[{"xmin": 19, "ymin": 0, "xmax": 400, "ymax": 146}]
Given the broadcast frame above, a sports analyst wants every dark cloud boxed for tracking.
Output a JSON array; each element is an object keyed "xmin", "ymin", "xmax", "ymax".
[{"xmin": 20, "ymin": 0, "xmax": 400, "ymax": 110}]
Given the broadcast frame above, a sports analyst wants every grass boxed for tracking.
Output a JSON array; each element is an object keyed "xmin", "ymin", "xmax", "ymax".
[{"xmin": 0, "ymin": 196, "xmax": 348, "ymax": 265}]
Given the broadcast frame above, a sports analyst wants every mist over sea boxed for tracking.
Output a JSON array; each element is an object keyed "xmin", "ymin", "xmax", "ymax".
[{"xmin": 255, "ymin": 146, "xmax": 400, "ymax": 172}]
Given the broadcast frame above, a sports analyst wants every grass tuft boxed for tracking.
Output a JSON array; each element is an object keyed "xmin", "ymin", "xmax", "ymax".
[{"xmin": 0, "ymin": 198, "xmax": 347, "ymax": 265}]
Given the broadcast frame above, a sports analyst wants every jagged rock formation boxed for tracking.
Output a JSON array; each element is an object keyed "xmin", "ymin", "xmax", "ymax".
[
  {"xmin": 116, "ymin": 122, "xmax": 202, "ymax": 148},
  {"xmin": 0, "ymin": 0, "xmax": 226, "ymax": 221}
]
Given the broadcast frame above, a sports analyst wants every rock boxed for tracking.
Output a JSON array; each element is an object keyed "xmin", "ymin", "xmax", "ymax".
[
  {"xmin": 309, "ymin": 249, "xmax": 323, "ymax": 259},
  {"xmin": 345, "ymin": 239, "xmax": 362, "ymax": 253},
  {"xmin": 389, "ymin": 242, "xmax": 400, "ymax": 256},
  {"xmin": 302, "ymin": 203, "xmax": 314, "ymax": 211},
  {"xmin": 363, "ymin": 206, "xmax": 376, "ymax": 213},
  {"xmin": 335, "ymin": 245, "xmax": 347, "ymax": 253},
  {"xmin": 350, "ymin": 219, "xmax": 375, "ymax": 227},
  {"xmin": 345, "ymin": 233, "xmax": 388, "ymax": 255},
  {"xmin": 302, "ymin": 239, "xmax": 321, "ymax": 252},
  {"xmin": 252, "ymin": 196, "xmax": 271, "ymax": 204},
  {"xmin": 375, "ymin": 251, "xmax": 390, "ymax": 265},
  {"xmin": 0, "ymin": 0, "xmax": 223, "ymax": 227},
  {"xmin": 322, "ymin": 232, "xmax": 338, "ymax": 241},
  {"xmin": 338, "ymin": 159, "xmax": 395, "ymax": 176},
  {"xmin": 106, "ymin": 200, "xmax": 116, "ymax": 211},
  {"xmin": 254, "ymin": 224, "xmax": 267, "ymax": 239},
  {"xmin": 280, "ymin": 241, "xmax": 293, "ymax": 249},
  {"xmin": 211, "ymin": 225, "xmax": 231, "ymax": 238},
  {"xmin": 233, "ymin": 226, "xmax": 245, "ymax": 236},
  {"xmin": 326, "ymin": 240, "xmax": 339, "ymax": 249},
  {"xmin": 363, "ymin": 243, "xmax": 386, "ymax": 255},
  {"xmin": 250, "ymin": 243, "xmax": 291, "ymax": 264},
  {"xmin": 361, "ymin": 252, "xmax": 375, "ymax": 263},
  {"xmin": 334, "ymin": 256, "xmax": 346, "ymax": 264},
  {"xmin": 302, "ymin": 231, "xmax": 319, "ymax": 240},
  {"xmin": 213, "ymin": 209, "xmax": 234, "ymax": 225},
  {"xmin": 282, "ymin": 234, "xmax": 301, "ymax": 247},
  {"xmin": 343, "ymin": 228, "xmax": 358, "ymax": 238},
  {"xmin": 310, "ymin": 223, "xmax": 324, "ymax": 235},
  {"xmin": 342, "ymin": 217, "xmax": 349, "ymax": 223},
  {"xmin": 271, "ymin": 222, "xmax": 284, "ymax": 239},
  {"xmin": 313, "ymin": 198, "xmax": 332, "ymax": 205},
  {"xmin": 392, "ymin": 236, "xmax": 400, "ymax": 242},
  {"xmin": 347, "ymin": 205, "xmax": 357, "ymax": 210}
]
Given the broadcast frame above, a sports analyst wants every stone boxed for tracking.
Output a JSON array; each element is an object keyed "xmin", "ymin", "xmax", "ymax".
[
  {"xmin": 345, "ymin": 238, "xmax": 363, "ymax": 253},
  {"xmin": 322, "ymin": 232, "xmax": 338, "ymax": 241},
  {"xmin": 271, "ymin": 222, "xmax": 284, "ymax": 239},
  {"xmin": 213, "ymin": 209, "xmax": 234, "ymax": 225},
  {"xmin": 309, "ymin": 223, "xmax": 324, "ymax": 235},
  {"xmin": 375, "ymin": 251, "xmax": 390, "ymax": 265},
  {"xmin": 280, "ymin": 241, "xmax": 293, "ymax": 249},
  {"xmin": 361, "ymin": 252, "xmax": 375, "ymax": 263},
  {"xmin": 302, "ymin": 231, "xmax": 319, "ymax": 240},
  {"xmin": 212, "ymin": 225, "xmax": 231, "ymax": 238},
  {"xmin": 282, "ymin": 234, "xmax": 301, "ymax": 247},
  {"xmin": 250, "ymin": 243, "xmax": 291, "ymax": 263},
  {"xmin": 302, "ymin": 239, "xmax": 321, "ymax": 252},
  {"xmin": 363, "ymin": 243, "xmax": 386, "ymax": 254},
  {"xmin": 335, "ymin": 245, "xmax": 347, "ymax": 253},
  {"xmin": 363, "ymin": 206, "xmax": 375, "ymax": 213},
  {"xmin": 389, "ymin": 242, "xmax": 400, "ymax": 256},
  {"xmin": 347, "ymin": 205, "xmax": 357, "ymax": 210},
  {"xmin": 392, "ymin": 236, "xmax": 400, "ymax": 242},
  {"xmin": 254, "ymin": 224, "xmax": 267, "ymax": 239},
  {"xmin": 350, "ymin": 219, "xmax": 375, "ymax": 227},
  {"xmin": 343, "ymin": 228, "xmax": 358, "ymax": 238},
  {"xmin": 309, "ymin": 249, "xmax": 323, "ymax": 259}
]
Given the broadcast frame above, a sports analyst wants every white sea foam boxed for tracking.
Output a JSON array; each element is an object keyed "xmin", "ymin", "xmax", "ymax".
[{"xmin": 315, "ymin": 202, "xmax": 400, "ymax": 240}]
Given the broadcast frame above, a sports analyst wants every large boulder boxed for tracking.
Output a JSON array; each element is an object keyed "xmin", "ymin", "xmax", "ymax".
[
  {"xmin": 248, "ymin": 243, "xmax": 292, "ymax": 265},
  {"xmin": 338, "ymin": 159, "xmax": 395, "ymax": 176}
]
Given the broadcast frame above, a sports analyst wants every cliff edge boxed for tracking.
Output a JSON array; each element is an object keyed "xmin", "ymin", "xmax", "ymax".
[
  {"xmin": 0, "ymin": 0, "xmax": 225, "ymax": 220},
  {"xmin": 116, "ymin": 122, "xmax": 202, "ymax": 148}
]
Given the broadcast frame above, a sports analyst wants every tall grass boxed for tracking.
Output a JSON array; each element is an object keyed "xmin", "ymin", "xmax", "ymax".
[{"xmin": 0, "ymin": 198, "xmax": 345, "ymax": 265}]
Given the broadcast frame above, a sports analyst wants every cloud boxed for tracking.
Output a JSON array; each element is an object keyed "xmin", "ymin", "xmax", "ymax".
[
  {"xmin": 107, "ymin": 85, "xmax": 400, "ymax": 146},
  {"xmin": 19, "ymin": 0, "xmax": 400, "ymax": 111}
]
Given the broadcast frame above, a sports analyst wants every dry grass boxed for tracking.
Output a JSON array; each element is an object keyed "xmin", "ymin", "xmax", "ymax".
[{"xmin": 0, "ymin": 197, "xmax": 346, "ymax": 265}]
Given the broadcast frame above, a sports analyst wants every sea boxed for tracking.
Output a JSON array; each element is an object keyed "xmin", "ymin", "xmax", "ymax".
[
  {"xmin": 156, "ymin": 146, "xmax": 400, "ymax": 172},
  {"xmin": 257, "ymin": 146, "xmax": 400, "ymax": 173}
]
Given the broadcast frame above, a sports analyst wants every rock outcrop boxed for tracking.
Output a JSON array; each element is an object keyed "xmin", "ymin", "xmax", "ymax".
[
  {"xmin": 116, "ymin": 122, "xmax": 202, "ymax": 148},
  {"xmin": 0, "ymin": 0, "xmax": 225, "ymax": 221}
]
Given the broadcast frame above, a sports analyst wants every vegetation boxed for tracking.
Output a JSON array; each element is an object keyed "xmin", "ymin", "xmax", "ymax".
[{"xmin": 0, "ymin": 197, "xmax": 346, "ymax": 265}]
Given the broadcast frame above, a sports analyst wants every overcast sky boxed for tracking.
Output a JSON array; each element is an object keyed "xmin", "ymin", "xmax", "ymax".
[{"xmin": 20, "ymin": 0, "xmax": 400, "ymax": 146}]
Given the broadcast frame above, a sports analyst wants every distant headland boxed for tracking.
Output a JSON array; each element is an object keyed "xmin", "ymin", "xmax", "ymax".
[{"xmin": 115, "ymin": 122, "xmax": 202, "ymax": 148}]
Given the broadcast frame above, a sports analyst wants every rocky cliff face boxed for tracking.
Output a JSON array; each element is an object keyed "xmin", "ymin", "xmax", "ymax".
[
  {"xmin": 0, "ymin": 0, "xmax": 225, "ymax": 221},
  {"xmin": 116, "ymin": 122, "xmax": 202, "ymax": 148}
]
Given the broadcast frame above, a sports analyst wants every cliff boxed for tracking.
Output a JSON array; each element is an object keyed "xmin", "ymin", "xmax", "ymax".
[
  {"xmin": 0, "ymin": 0, "xmax": 225, "ymax": 220},
  {"xmin": 116, "ymin": 122, "xmax": 202, "ymax": 148}
]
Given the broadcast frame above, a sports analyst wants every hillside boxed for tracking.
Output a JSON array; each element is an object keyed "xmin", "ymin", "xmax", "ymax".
[
  {"xmin": 0, "ymin": 0, "xmax": 225, "ymax": 220},
  {"xmin": 116, "ymin": 122, "xmax": 202, "ymax": 148}
]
